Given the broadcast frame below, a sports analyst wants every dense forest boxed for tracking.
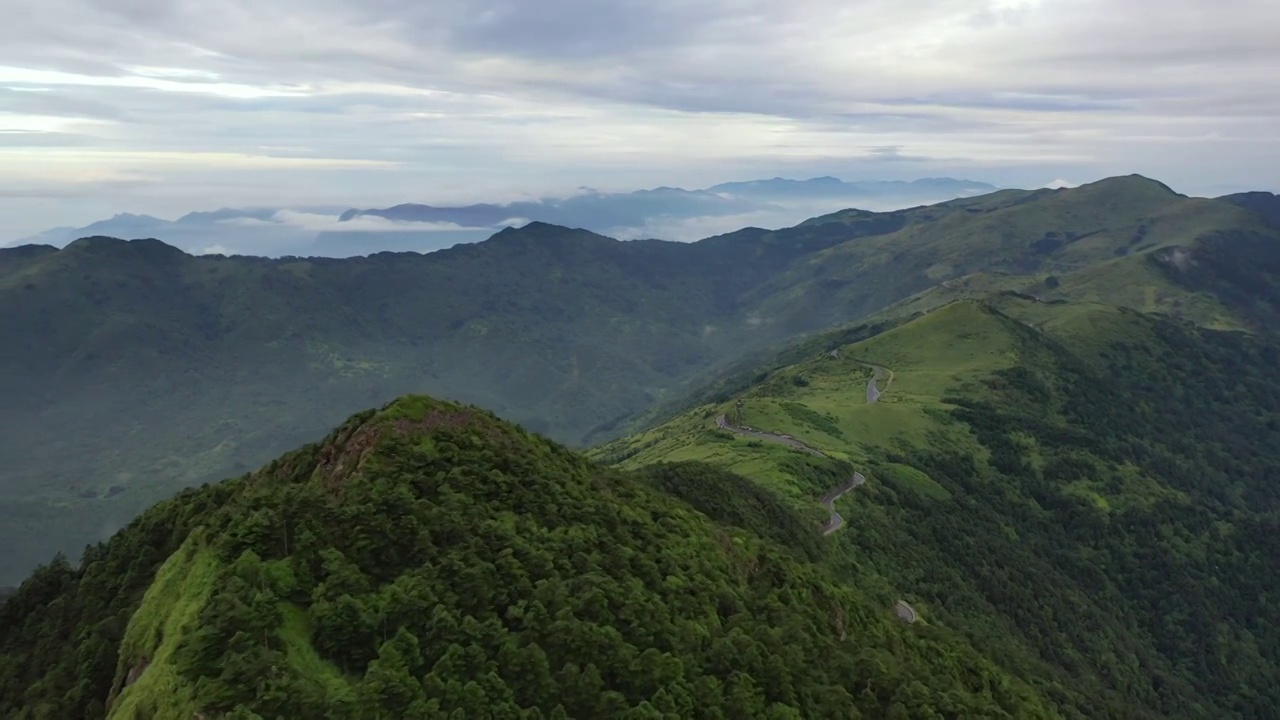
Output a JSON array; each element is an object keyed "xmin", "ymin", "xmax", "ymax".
[
  {"xmin": 939, "ymin": 308, "xmax": 1280, "ymax": 717},
  {"xmin": 819, "ymin": 306, "xmax": 1280, "ymax": 719},
  {"xmin": 1, "ymin": 397, "xmax": 1063, "ymax": 719},
  {"xmin": 589, "ymin": 295, "xmax": 1280, "ymax": 719}
]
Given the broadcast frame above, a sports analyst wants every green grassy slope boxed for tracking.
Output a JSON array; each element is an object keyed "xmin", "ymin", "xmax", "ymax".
[
  {"xmin": 594, "ymin": 302, "xmax": 1021, "ymax": 481},
  {"xmin": 1, "ymin": 396, "xmax": 1067, "ymax": 719},
  {"xmin": 748, "ymin": 175, "xmax": 1280, "ymax": 332},
  {"xmin": 3, "ymin": 175, "xmax": 1278, "ymax": 585},
  {"xmin": 1218, "ymin": 191, "xmax": 1280, "ymax": 229},
  {"xmin": 594, "ymin": 297, "xmax": 1280, "ymax": 719},
  {"xmin": 601, "ymin": 181, "xmax": 1280, "ymax": 442}
]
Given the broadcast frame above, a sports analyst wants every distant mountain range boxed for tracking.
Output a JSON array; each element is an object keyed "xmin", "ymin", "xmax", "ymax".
[
  {"xmin": 338, "ymin": 177, "xmax": 999, "ymax": 229},
  {"xmin": 705, "ymin": 176, "xmax": 996, "ymax": 199},
  {"xmin": 6, "ymin": 177, "xmax": 1001, "ymax": 258},
  {"xmin": 3, "ymin": 173, "xmax": 1279, "ymax": 587}
]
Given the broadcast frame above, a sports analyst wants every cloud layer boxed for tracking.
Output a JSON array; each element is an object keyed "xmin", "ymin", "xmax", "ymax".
[{"xmin": 2, "ymin": 0, "xmax": 1277, "ymax": 237}]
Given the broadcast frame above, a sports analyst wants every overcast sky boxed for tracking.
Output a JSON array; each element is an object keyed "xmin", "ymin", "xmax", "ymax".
[{"xmin": 2, "ymin": 0, "xmax": 1277, "ymax": 238}]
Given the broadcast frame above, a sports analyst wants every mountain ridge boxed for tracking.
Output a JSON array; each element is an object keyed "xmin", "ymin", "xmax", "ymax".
[
  {"xmin": 338, "ymin": 176, "xmax": 1001, "ymax": 227},
  {"xmin": 3, "ymin": 172, "xmax": 1280, "ymax": 716},
  {"xmin": 592, "ymin": 293, "xmax": 1280, "ymax": 718},
  {"xmin": 0, "ymin": 394, "xmax": 1065, "ymax": 719},
  {"xmin": 8, "ymin": 285, "xmax": 1280, "ymax": 716},
  {"xmin": 8, "ymin": 175, "xmax": 1001, "ymax": 257},
  {"xmin": 1, "ymin": 174, "xmax": 1278, "ymax": 585},
  {"xmin": 1219, "ymin": 190, "xmax": 1280, "ymax": 229}
]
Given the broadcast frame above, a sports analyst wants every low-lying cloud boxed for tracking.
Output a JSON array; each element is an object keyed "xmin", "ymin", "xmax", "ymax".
[{"xmin": 221, "ymin": 210, "xmax": 474, "ymax": 234}]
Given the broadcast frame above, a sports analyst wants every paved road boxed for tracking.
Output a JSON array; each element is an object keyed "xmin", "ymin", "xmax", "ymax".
[
  {"xmin": 713, "ymin": 415, "xmax": 867, "ymax": 533},
  {"xmin": 820, "ymin": 472, "xmax": 866, "ymax": 535},
  {"xmin": 716, "ymin": 362, "xmax": 918, "ymax": 620},
  {"xmin": 866, "ymin": 375, "xmax": 881, "ymax": 403},
  {"xmin": 716, "ymin": 358, "xmax": 892, "ymax": 536},
  {"xmin": 893, "ymin": 600, "xmax": 919, "ymax": 623},
  {"xmin": 715, "ymin": 414, "xmax": 827, "ymax": 457},
  {"xmin": 863, "ymin": 363, "xmax": 893, "ymax": 404}
]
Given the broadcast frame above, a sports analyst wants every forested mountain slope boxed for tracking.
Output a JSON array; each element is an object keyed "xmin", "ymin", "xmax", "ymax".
[
  {"xmin": 3, "ymin": 174, "xmax": 1277, "ymax": 585},
  {"xmin": 0, "ymin": 220, "xmax": 873, "ymax": 583},
  {"xmin": 595, "ymin": 298, "xmax": 1280, "ymax": 719},
  {"xmin": 0, "ymin": 396, "xmax": 1063, "ymax": 720}
]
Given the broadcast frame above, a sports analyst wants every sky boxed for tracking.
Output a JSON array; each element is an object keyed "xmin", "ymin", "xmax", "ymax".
[{"xmin": 2, "ymin": 0, "xmax": 1278, "ymax": 239}]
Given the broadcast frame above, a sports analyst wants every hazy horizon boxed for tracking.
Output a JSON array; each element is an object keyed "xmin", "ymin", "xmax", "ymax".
[
  {"xmin": 8, "ymin": 170, "xmax": 1025, "ymax": 242},
  {"xmin": 5, "ymin": 170, "xmax": 1276, "ymax": 257},
  {"xmin": 0, "ymin": 174, "xmax": 1009, "ymax": 254},
  {"xmin": 3, "ymin": 0, "xmax": 1278, "ymax": 239}
]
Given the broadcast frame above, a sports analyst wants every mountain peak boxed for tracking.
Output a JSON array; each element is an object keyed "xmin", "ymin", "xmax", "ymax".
[
  {"xmin": 62, "ymin": 235, "xmax": 187, "ymax": 261},
  {"xmin": 490, "ymin": 220, "xmax": 592, "ymax": 239},
  {"xmin": 1221, "ymin": 190, "xmax": 1278, "ymax": 200},
  {"xmin": 375, "ymin": 395, "xmax": 510, "ymax": 438},
  {"xmin": 108, "ymin": 212, "xmax": 160, "ymax": 221},
  {"xmin": 307, "ymin": 395, "xmax": 533, "ymax": 486},
  {"xmin": 1082, "ymin": 174, "xmax": 1180, "ymax": 196},
  {"xmin": 63, "ymin": 235, "xmax": 128, "ymax": 250},
  {"xmin": 0, "ymin": 243, "xmax": 58, "ymax": 260}
]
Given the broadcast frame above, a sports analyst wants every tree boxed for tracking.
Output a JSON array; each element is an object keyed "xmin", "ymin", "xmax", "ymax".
[{"xmin": 362, "ymin": 629, "xmax": 428, "ymax": 718}]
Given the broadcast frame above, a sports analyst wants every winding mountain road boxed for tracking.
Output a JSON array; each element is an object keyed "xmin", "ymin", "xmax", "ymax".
[
  {"xmin": 715, "ymin": 357, "xmax": 894, "ymax": 535},
  {"xmin": 893, "ymin": 600, "xmax": 919, "ymax": 623},
  {"xmin": 717, "ymin": 357, "xmax": 918, "ymax": 620},
  {"xmin": 820, "ymin": 472, "xmax": 866, "ymax": 535},
  {"xmin": 717, "ymin": 409, "xmax": 863, "ymax": 533},
  {"xmin": 714, "ymin": 414, "xmax": 828, "ymax": 457},
  {"xmin": 863, "ymin": 363, "xmax": 893, "ymax": 403}
]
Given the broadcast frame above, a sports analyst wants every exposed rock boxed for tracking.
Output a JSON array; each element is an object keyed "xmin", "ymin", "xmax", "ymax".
[{"xmin": 124, "ymin": 657, "xmax": 150, "ymax": 688}]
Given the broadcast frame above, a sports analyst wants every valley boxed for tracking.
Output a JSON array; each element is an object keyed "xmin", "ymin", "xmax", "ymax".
[
  {"xmin": 5, "ymin": 174, "xmax": 1276, "ymax": 584},
  {"xmin": 2, "ymin": 174, "xmax": 1280, "ymax": 719}
]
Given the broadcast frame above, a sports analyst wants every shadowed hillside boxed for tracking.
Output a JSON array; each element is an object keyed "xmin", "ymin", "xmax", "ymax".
[{"xmin": 2, "ymin": 175, "xmax": 1278, "ymax": 584}]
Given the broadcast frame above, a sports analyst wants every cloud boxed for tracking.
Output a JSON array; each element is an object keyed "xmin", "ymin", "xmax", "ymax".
[
  {"xmin": 0, "ymin": 131, "xmax": 102, "ymax": 147},
  {"xmin": 608, "ymin": 194, "xmax": 1002, "ymax": 242},
  {"xmin": 267, "ymin": 210, "xmax": 474, "ymax": 233},
  {"xmin": 0, "ymin": 0, "xmax": 1276, "ymax": 239}
]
